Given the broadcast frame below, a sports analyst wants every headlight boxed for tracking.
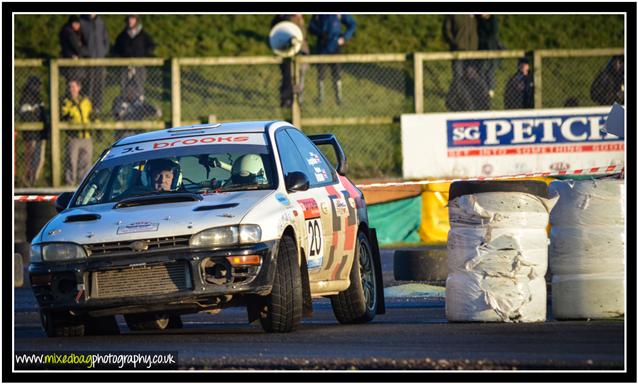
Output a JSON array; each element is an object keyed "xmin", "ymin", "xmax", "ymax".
[
  {"xmin": 41, "ymin": 243, "xmax": 87, "ymax": 262},
  {"xmin": 190, "ymin": 225, "xmax": 261, "ymax": 248}
]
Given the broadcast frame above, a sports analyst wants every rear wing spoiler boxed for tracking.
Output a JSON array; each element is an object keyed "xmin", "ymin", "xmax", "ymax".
[{"xmin": 308, "ymin": 134, "xmax": 348, "ymax": 176}]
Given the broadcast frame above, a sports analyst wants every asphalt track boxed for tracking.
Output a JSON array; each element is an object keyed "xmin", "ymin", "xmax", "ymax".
[{"xmin": 13, "ymin": 250, "xmax": 625, "ymax": 370}]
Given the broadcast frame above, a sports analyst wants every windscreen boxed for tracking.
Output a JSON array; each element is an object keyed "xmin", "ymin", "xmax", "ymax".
[{"xmin": 73, "ymin": 133, "xmax": 276, "ymax": 207}]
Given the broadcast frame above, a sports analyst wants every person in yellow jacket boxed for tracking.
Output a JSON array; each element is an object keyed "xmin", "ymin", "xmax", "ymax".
[{"xmin": 61, "ymin": 79, "xmax": 93, "ymax": 186}]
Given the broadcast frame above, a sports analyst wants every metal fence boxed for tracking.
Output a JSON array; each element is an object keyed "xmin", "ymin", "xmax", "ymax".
[{"xmin": 13, "ymin": 48, "xmax": 624, "ymax": 188}]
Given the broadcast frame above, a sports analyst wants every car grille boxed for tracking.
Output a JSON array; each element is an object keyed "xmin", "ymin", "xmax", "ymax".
[
  {"xmin": 85, "ymin": 235, "xmax": 191, "ymax": 257},
  {"xmin": 90, "ymin": 262, "xmax": 192, "ymax": 299}
]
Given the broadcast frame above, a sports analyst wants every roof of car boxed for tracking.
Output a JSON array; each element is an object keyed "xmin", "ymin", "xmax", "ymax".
[{"xmin": 114, "ymin": 120, "xmax": 295, "ymax": 146}]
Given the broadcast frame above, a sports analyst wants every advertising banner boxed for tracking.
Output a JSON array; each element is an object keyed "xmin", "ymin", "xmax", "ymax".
[{"xmin": 401, "ymin": 107, "xmax": 624, "ymax": 178}]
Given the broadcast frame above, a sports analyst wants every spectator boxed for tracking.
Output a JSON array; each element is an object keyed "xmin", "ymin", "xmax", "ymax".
[
  {"xmin": 477, "ymin": 14, "xmax": 503, "ymax": 100},
  {"xmin": 61, "ymin": 79, "xmax": 93, "ymax": 186},
  {"xmin": 309, "ymin": 14, "xmax": 356, "ymax": 105},
  {"xmin": 113, "ymin": 15, "xmax": 156, "ymax": 104},
  {"xmin": 112, "ymin": 79, "xmax": 162, "ymax": 140},
  {"xmin": 590, "ymin": 55, "xmax": 624, "ymax": 106},
  {"xmin": 443, "ymin": 15, "xmax": 479, "ymax": 83},
  {"xmin": 445, "ymin": 61, "xmax": 491, "ymax": 112},
  {"xmin": 271, "ymin": 14, "xmax": 310, "ymax": 108},
  {"xmin": 504, "ymin": 57, "xmax": 534, "ymax": 109},
  {"xmin": 59, "ymin": 15, "xmax": 89, "ymax": 83},
  {"xmin": 17, "ymin": 76, "xmax": 49, "ymax": 187},
  {"xmin": 80, "ymin": 14, "xmax": 109, "ymax": 118}
]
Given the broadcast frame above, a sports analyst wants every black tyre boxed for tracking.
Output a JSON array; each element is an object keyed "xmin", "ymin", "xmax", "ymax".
[
  {"xmin": 252, "ymin": 235, "xmax": 303, "ymax": 333},
  {"xmin": 15, "ymin": 253, "xmax": 24, "ymax": 288},
  {"xmin": 85, "ymin": 316, "xmax": 120, "ymax": 335},
  {"xmin": 14, "ymin": 202, "xmax": 27, "ymax": 243},
  {"xmin": 41, "ymin": 310, "xmax": 86, "ymax": 337},
  {"xmin": 330, "ymin": 231, "xmax": 377, "ymax": 324},
  {"xmin": 393, "ymin": 247, "xmax": 448, "ymax": 283},
  {"xmin": 167, "ymin": 314, "xmax": 183, "ymax": 329},
  {"xmin": 124, "ymin": 313, "xmax": 171, "ymax": 331},
  {"xmin": 449, "ymin": 180, "xmax": 550, "ymax": 201}
]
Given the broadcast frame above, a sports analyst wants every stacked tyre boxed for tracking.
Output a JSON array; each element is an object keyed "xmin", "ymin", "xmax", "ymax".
[
  {"xmin": 549, "ymin": 179, "xmax": 625, "ymax": 319},
  {"xmin": 14, "ymin": 202, "xmax": 30, "ymax": 265},
  {"xmin": 445, "ymin": 181, "xmax": 555, "ymax": 323}
]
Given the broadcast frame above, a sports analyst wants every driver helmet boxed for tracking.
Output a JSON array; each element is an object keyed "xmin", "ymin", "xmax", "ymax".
[
  {"xmin": 231, "ymin": 154, "xmax": 266, "ymax": 184},
  {"xmin": 143, "ymin": 158, "xmax": 182, "ymax": 191}
]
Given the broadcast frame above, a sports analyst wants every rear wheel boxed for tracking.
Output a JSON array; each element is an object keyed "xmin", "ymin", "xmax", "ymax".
[
  {"xmin": 124, "ymin": 313, "xmax": 171, "ymax": 331},
  {"xmin": 250, "ymin": 235, "xmax": 303, "ymax": 333},
  {"xmin": 331, "ymin": 231, "xmax": 377, "ymax": 324}
]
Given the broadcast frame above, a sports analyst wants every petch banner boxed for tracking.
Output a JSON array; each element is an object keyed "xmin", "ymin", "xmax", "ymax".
[{"xmin": 401, "ymin": 107, "xmax": 624, "ymax": 178}]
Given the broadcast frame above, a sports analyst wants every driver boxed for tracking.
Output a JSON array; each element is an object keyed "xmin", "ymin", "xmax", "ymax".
[
  {"xmin": 144, "ymin": 158, "xmax": 181, "ymax": 191},
  {"xmin": 230, "ymin": 154, "xmax": 267, "ymax": 185}
]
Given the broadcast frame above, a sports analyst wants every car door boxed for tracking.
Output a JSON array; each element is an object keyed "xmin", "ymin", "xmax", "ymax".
[{"xmin": 283, "ymin": 128, "xmax": 354, "ymax": 283}]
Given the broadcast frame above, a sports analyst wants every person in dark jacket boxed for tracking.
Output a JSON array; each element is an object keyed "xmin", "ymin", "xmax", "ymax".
[
  {"xmin": 443, "ymin": 15, "xmax": 479, "ymax": 79},
  {"xmin": 504, "ymin": 57, "xmax": 534, "ymax": 109},
  {"xmin": 113, "ymin": 15, "xmax": 156, "ymax": 103},
  {"xmin": 59, "ymin": 15, "xmax": 89, "ymax": 83},
  {"xmin": 17, "ymin": 76, "xmax": 49, "ymax": 186},
  {"xmin": 308, "ymin": 14, "xmax": 356, "ymax": 105},
  {"xmin": 271, "ymin": 14, "xmax": 310, "ymax": 108},
  {"xmin": 590, "ymin": 55, "xmax": 624, "ymax": 106},
  {"xmin": 445, "ymin": 61, "xmax": 491, "ymax": 112},
  {"xmin": 80, "ymin": 14, "xmax": 109, "ymax": 117},
  {"xmin": 477, "ymin": 14, "xmax": 502, "ymax": 101}
]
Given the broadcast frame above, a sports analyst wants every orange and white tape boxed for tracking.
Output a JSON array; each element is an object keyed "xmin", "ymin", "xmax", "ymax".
[
  {"xmin": 356, "ymin": 165, "xmax": 624, "ymax": 189},
  {"xmin": 12, "ymin": 165, "xmax": 625, "ymax": 200}
]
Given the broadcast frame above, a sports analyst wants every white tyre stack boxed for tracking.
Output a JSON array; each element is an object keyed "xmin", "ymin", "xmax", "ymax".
[
  {"xmin": 446, "ymin": 181, "xmax": 557, "ymax": 322},
  {"xmin": 549, "ymin": 179, "xmax": 625, "ymax": 320}
]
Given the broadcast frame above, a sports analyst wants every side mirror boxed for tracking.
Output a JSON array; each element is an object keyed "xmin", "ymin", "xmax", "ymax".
[
  {"xmin": 55, "ymin": 192, "xmax": 73, "ymax": 213},
  {"xmin": 285, "ymin": 172, "xmax": 310, "ymax": 192}
]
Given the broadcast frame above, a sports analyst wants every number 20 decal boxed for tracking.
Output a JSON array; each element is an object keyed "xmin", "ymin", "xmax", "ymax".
[{"xmin": 307, "ymin": 219, "xmax": 323, "ymax": 258}]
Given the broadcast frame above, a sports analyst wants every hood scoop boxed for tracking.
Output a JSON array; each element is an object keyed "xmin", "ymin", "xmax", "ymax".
[
  {"xmin": 64, "ymin": 213, "xmax": 102, "ymax": 222},
  {"xmin": 114, "ymin": 193, "xmax": 203, "ymax": 209},
  {"xmin": 193, "ymin": 203, "xmax": 239, "ymax": 212}
]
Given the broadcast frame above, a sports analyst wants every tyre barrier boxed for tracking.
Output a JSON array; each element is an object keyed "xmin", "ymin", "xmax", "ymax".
[
  {"xmin": 14, "ymin": 202, "xmax": 27, "ymax": 243},
  {"xmin": 549, "ymin": 179, "xmax": 625, "ymax": 319},
  {"xmin": 445, "ymin": 180, "xmax": 557, "ymax": 323},
  {"xmin": 393, "ymin": 247, "xmax": 448, "ymax": 283},
  {"xmin": 15, "ymin": 253, "xmax": 24, "ymax": 288}
]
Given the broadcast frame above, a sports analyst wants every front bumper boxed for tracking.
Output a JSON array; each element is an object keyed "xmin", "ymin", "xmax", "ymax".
[{"xmin": 29, "ymin": 240, "xmax": 279, "ymax": 315}]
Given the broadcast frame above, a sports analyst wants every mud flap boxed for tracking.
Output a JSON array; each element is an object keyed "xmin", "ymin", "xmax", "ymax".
[{"xmin": 369, "ymin": 228, "xmax": 386, "ymax": 314}]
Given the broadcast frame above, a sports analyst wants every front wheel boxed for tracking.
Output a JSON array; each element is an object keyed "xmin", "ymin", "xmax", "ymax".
[
  {"xmin": 330, "ymin": 231, "xmax": 378, "ymax": 324},
  {"xmin": 249, "ymin": 235, "xmax": 303, "ymax": 333}
]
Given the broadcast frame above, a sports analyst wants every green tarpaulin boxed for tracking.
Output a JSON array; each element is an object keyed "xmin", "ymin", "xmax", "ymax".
[{"xmin": 368, "ymin": 195, "xmax": 422, "ymax": 245}]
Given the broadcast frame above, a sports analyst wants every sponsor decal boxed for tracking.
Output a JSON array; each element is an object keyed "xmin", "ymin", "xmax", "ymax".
[
  {"xmin": 116, "ymin": 221, "xmax": 159, "ymax": 235},
  {"xmin": 105, "ymin": 133, "xmax": 266, "ymax": 159},
  {"xmin": 297, "ymin": 198, "xmax": 321, "ymax": 220},
  {"xmin": 275, "ymin": 192, "xmax": 290, "ymax": 206},
  {"xmin": 334, "ymin": 198, "xmax": 349, "ymax": 216},
  {"xmin": 306, "ymin": 152, "xmax": 322, "ymax": 166}
]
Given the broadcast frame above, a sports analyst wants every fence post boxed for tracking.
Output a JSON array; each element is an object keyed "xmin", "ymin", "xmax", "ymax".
[
  {"xmin": 533, "ymin": 50, "xmax": 542, "ymax": 109},
  {"xmin": 292, "ymin": 56, "xmax": 301, "ymax": 127},
  {"xmin": 171, "ymin": 58, "xmax": 181, "ymax": 127},
  {"xmin": 413, "ymin": 53, "xmax": 424, "ymax": 113},
  {"xmin": 50, "ymin": 60, "xmax": 61, "ymax": 187}
]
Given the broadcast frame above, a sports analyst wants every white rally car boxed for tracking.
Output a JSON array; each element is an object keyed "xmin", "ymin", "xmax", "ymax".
[{"xmin": 29, "ymin": 121, "xmax": 385, "ymax": 336}]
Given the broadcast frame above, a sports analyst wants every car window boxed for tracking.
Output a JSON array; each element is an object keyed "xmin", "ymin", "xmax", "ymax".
[
  {"xmin": 286, "ymin": 128, "xmax": 336, "ymax": 186},
  {"xmin": 275, "ymin": 129, "xmax": 308, "ymax": 176},
  {"xmin": 73, "ymin": 144, "xmax": 276, "ymax": 207}
]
